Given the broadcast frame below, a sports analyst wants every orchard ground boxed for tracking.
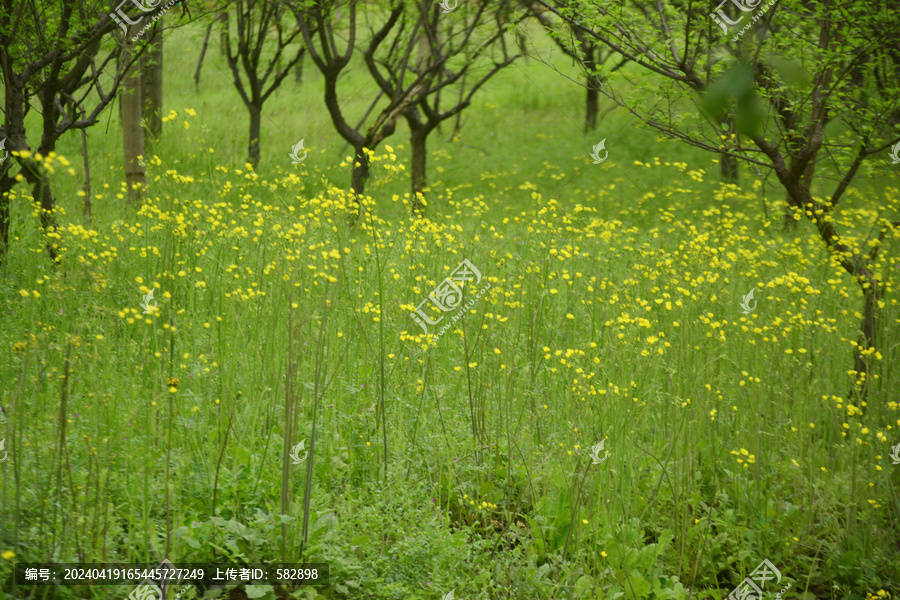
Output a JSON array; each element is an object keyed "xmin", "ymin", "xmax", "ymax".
[{"xmin": 0, "ymin": 18, "xmax": 899, "ymax": 600}]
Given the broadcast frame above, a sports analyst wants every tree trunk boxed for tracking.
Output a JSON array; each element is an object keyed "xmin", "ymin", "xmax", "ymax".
[
  {"xmin": 35, "ymin": 170, "xmax": 56, "ymax": 261},
  {"xmin": 122, "ymin": 24, "xmax": 146, "ymax": 204},
  {"xmin": 585, "ymin": 85, "xmax": 598, "ymax": 133},
  {"xmin": 0, "ymin": 168, "xmax": 17, "ymax": 260},
  {"xmin": 20, "ymin": 159, "xmax": 59, "ymax": 263},
  {"xmin": 779, "ymin": 168, "xmax": 881, "ymax": 404},
  {"xmin": 0, "ymin": 68, "xmax": 29, "ymax": 262},
  {"xmin": 346, "ymin": 148, "xmax": 370, "ymax": 226},
  {"xmin": 720, "ymin": 116, "xmax": 739, "ymax": 183},
  {"xmin": 141, "ymin": 25, "xmax": 164, "ymax": 145},
  {"xmin": 583, "ymin": 42, "xmax": 600, "ymax": 133},
  {"xmin": 577, "ymin": 34, "xmax": 601, "ymax": 133},
  {"xmin": 195, "ymin": 19, "xmax": 216, "ymax": 89},
  {"xmin": 782, "ymin": 162, "xmax": 813, "ymax": 229},
  {"xmin": 81, "ymin": 128, "xmax": 91, "ymax": 226},
  {"xmin": 451, "ymin": 72, "xmax": 467, "ymax": 138},
  {"xmin": 782, "ymin": 197, "xmax": 800, "ymax": 229},
  {"xmin": 248, "ymin": 103, "xmax": 262, "ymax": 169},
  {"xmin": 852, "ymin": 283, "xmax": 879, "ymax": 402},
  {"xmin": 294, "ymin": 53, "xmax": 303, "ymax": 85},
  {"xmin": 350, "ymin": 148, "xmax": 369, "ymax": 197},
  {"xmin": 410, "ymin": 124, "xmax": 427, "ymax": 214},
  {"xmin": 720, "ymin": 152, "xmax": 739, "ymax": 183}
]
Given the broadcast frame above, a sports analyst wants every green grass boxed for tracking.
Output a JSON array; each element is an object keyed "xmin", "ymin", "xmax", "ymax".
[{"xmin": 1, "ymin": 17, "xmax": 900, "ymax": 600}]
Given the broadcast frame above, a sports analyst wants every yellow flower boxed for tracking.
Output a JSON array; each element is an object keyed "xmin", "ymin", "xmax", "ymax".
[{"xmin": 1, "ymin": 551, "xmax": 14, "ymax": 560}]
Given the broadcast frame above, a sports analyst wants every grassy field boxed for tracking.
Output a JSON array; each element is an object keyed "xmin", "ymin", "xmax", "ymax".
[{"xmin": 1, "ymin": 16, "xmax": 900, "ymax": 600}]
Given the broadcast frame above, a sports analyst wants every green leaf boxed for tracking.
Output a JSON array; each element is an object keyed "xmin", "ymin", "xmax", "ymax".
[
  {"xmin": 701, "ymin": 76, "xmax": 731, "ymax": 118},
  {"xmin": 607, "ymin": 541, "xmax": 633, "ymax": 570},
  {"xmin": 735, "ymin": 92, "xmax": 763, "ymax": 136},
  {"xmin": 226, "ymin": 519, "xmax": 251, "ymax": 538},
  {"xmin": 636, "ymin": 542, "xmax": 660, "ymax": 571},
  {"xmin": 768, "ymin": 55, "xmax": 810, "ymax": 88},
  {"xmin": 575, "ymin": 574, "xmax": 593, "ymax": 596},
  {"xmin": 235, "ymin": 446, "xmax": 251, "ymax": 467},
  {"xmin": 349, "ymin": 535, "xmax": 370, "ymax": 547},
  {"xmin": 701, "ymin": 61, "xmax": 761, "ymax": 135},
  {"xmin": 657, "ymin": 530, "xmax": 674, "ymax": 555},
  {"xmin": 244, "ymin": 584, "xmax": 274, "ymax": 599},
  {"xmin": 525, "ymin": 516, "xmax": 545, "ymax": 557},
  {"xmin": 620, "ymin": 573, "xmax": 650, "ymax": 600}
]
